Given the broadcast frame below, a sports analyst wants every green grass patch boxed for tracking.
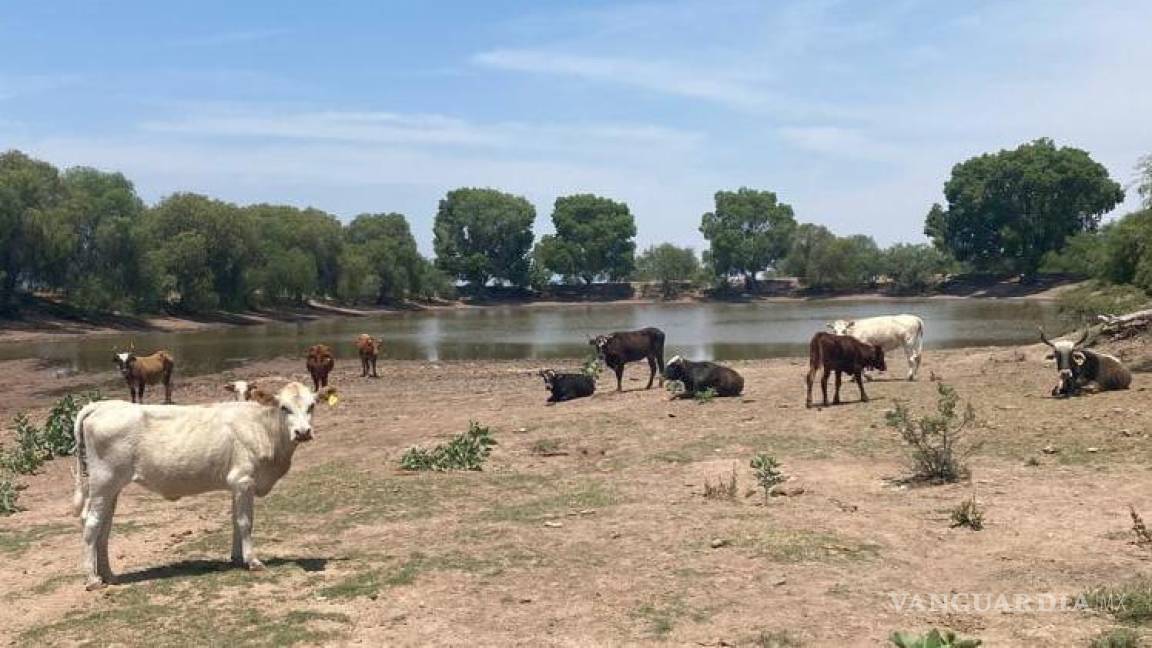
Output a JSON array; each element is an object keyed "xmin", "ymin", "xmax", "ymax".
[
  {"xmin": 1084, "ymin": 579, "xmax": 1152, "ymax": 624},
  {"xmin": 737, "ymin": 528, "xmax": 880, "ymax": 564},
  {"xmin": 478, "ymin": 480, "xmax": 616, "ymax": 523},
  {"xmin": 0, "ymin": 523, "xmax": 72, "ymax": 556},
  {"xmin": 632, "ymin": 595, "xmax": 712, "ymax": 637}
]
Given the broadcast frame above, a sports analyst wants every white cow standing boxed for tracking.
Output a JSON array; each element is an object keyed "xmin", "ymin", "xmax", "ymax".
[
  {"xmin": 828, "ymin": 314, "xmax": 925, "ymax": 381},
  {"xmin": 72, "ymin": 381, "xmax": 335, "ymax": 590}
]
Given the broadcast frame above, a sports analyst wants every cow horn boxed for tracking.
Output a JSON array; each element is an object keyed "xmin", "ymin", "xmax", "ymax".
[
  {"xmin": 1075, "ymin": 327, "xmax": 1091, "ymax": 347},
  {"xmin": 1038, "ymin": 326, "xmax": 1056, "ymax": 348}
]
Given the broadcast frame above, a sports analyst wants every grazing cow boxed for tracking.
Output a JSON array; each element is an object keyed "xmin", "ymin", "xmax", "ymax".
[
  {"xmin": 356, "ymin": 334, "xmax": 381, "ymax": 378},
  {"xmin": 305, "ymin": 344, "xmax": 334, "ymax": 391},
  {"xmin": 539, "ymin": 369, "xmax": 596, "ymax": 403},
  {"xmin": 112, "ymin": 350, "xmax": 175, "ymax": 404},
  {"xmin": 805, "ymin": 332, "xmax": 886, "ymax": 408},
  {"xmin": 663, "ymin": 356, "xmax": 744, "ymax": 398},
  {"xmin": 71, "ymin": 382, "xmax": 336, "ymax": 590},
  {"xmin": 828, "ymin": 314, "xmax": 924, "ymax": 380},
  {"xmin": 590, "ymin": 327, "xmax": 666, "ymax": 391},
  {"xmin": 1039, "ymin": 327, "xmax": 1132, "ymax": 397},
  {"xmin": 224, "ymin": 380, "xmax": 257, "ymax": 401}
]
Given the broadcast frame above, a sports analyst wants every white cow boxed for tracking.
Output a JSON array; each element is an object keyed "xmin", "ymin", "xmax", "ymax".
[
  {"xmin": 827, "ymin": 314, "xmax": 925, "ymax": 380},
  {"xmin": 72, "ymin": 381, "xmax": 336, "ymax": 590}
]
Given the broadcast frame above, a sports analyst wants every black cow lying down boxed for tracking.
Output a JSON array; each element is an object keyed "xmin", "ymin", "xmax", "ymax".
[
  {"xmin": 663, "ymin": 356, "xmax": 744, "ymax": 398},
  {"xmin": 539, "ymin": 369, "xmax": 596, "ymax": 403}
]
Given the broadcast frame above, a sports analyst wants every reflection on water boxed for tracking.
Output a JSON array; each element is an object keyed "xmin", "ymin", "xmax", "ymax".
[{"xmin": 0, "ymin": 299, "xmax": 1063, "ymax": 376}]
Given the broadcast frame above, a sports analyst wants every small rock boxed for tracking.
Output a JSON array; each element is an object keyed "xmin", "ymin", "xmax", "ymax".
[
  {"xmin": 770, "ymin": 484, "xmax": 806, "ymax": 497},
  {"xmin": 515, "ymin": 427, "xmax": 528, "ymax": 433},
  {"xmin": 667, "ymin": 412, "xmax": 677, "ymax": 418},
  {"xmin": 543, "ymin": 521, "xmax": 563, "ymax": 528},
  {"xmin": 1087, "ymin": 447, "xmax": 1100, "ymax": 453},
  {"xmin": 1121, "ymin": 429, "xmax": 1133, "ymax": 437},
  {"xmin": 710, "ymin": 538, "xmax": 728, "ymax": 549},
  {"xmin": 1042, "ymin": 445, "xmax": 1059, "ymax": 454},
  {"xmin": 773, "ymin": 577, "xmax": 787, "ymax": 586}
]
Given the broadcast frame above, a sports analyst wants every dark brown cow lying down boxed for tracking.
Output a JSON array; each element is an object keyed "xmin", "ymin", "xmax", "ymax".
[
  {"xmin": 663, "ymin": 356, "xmax": 744, "ymax": 397},
  {"xmin": 805, "ymin": 332, "xmax": 886, "ymax": 408}
]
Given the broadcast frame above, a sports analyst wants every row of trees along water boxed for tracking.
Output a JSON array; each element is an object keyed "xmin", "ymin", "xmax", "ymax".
[{"xmin": 1, "ymin": 138, "xmax": 1149, "ymax": 315}]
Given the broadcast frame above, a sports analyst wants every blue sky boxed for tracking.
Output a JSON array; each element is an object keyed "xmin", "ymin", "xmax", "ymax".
[{"xmin": 2, "ymin": 1, "xmax": 1149, "ymax": 254}]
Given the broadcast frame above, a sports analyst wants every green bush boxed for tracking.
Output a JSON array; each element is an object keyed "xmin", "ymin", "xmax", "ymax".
[
  {"xmin": 949, "ymin": 495, "xmax": 984, "ymax": 530},
  {"xmin": 750, "ymin": 453, "xmax": 786, "ymax": 503},
  {"xmin": 0, "ymin": 392, "xmax": 102, "ymax": 476},
  {"xmin": 1088, "ymin": 628, "xmax": 1141, "ymax": 648},
  {"xmin": 1056, "ymin": 281, "xmax": 1150, "ymax": 324},
  {"xmin": 890, "ymin": 629, "xmax": 981, "ymax": 647},
  {"xmin": 0, "ymin": 472, "xmax": 21, "ymax": 516},
  {"xmin": 693, "ymin": 387, "xmax": 718, "ymax": 404},
  {"xmin": 400, "ymin": 421, "xmax": 497, "ymax": 471},
  {"xmin": 886, "ymin": 384, "xmax": 978, "ymax": 484}
]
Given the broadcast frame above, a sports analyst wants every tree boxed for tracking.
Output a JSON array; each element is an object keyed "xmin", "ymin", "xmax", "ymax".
[
  {"xmin": 345, "ymin": 212, "xmax": 425, "ymax": 302},
  {"xmin": 783, "ymin": 226, "xmax": 881, "ymax": 291},
  {"xmin": 635, "ymin": 244, "xmax": 700, "ymax": 297},
  {"xmin": 1137, "ymin": 154, "xmax": 1152, "ymax": 210},
  {"xmin": 433, "ymin": 188, "xmax": 536, "ymax": 287},
  {"xmin": 1098, "ymin": 209, "xmax": 1152, "ymax": 291},
  {"xmin": 699, "ymin": 188, "xmax": 797, "ymax": 290},
  {"xmin": 535, "ymin": 194, "xmax": 635, "ymax": 284},
  {"xmin": 882, "ymin": 243, "xmax": 954, "ymax": 293},
  {"xmin": 0, "ymin": 151, "xmax": 64, "ymax": 312},
  {"xmin": 925, "ymin": 138, "xmax": 1124, "ymax": 277},
  {"xmin": 147, "ymin": 193, "xmax": 256, "ymax": 311},
  {"xmin": 244, "ymin": 204, "xmax": 344, "ymax": 300}
]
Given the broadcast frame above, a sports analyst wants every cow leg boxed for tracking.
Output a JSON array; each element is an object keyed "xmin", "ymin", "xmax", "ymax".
[
  {"xmin": 656, "ymin": 354, "xmax": 665, "ymax": 387},
  {"xmin": 371, "ymin": 358, "xmax": 379, "ymax": 378},
  {"xmin": 614, "ymin": 365, "xmax": 624, "ymax": 392},
  {"xmin": 905, "ymin": 343, "xmax": 918, "ymax": 381},
  {"xmin": 833, "ymin": 371, "xmax": 843, "ymax": 404},
  {"xmin": 820, "ymin": 369, "xmax": 830, "ymax": 406},
  {"xmin": 137, "ymin": 384, "xmax": 146, "ymax": 403},
  {"xmin": 805, "ymin": 368, "xmax": 816, "ymax": 408},
  {"xmin": 230, "ymin": 481, "xmax": 263, "ymax": 570},
  {"xmin": 82, "ymin": 488, "xmax": 121, "ymax": 589},
  {"xmin": 645, "ymin": 356, "xmax": 657, "ymax": 389},
  {"xmin": 360, "ymin": 358, "xmax": 367, "ymax": 377},
  {"xmin": 856, "ymin": 372, "xmax": 868, "ymax": 402},
  {"xmin": 95, "ymin": 492, "xmax": 119, "ymax": 583},
  {"xmin": 164, "ymin": 376, "xmax": 173, "ymax": 404}
]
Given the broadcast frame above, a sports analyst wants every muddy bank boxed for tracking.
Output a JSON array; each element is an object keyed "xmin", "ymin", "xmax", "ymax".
[{"xmin": 2, "ymin": 339, "xmax": 1151, "ymax": 645}]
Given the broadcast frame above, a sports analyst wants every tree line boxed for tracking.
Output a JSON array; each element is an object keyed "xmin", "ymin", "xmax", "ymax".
[{"xmin": 1, "ymin": 139, "xmax": 1147, "ymax": 315}]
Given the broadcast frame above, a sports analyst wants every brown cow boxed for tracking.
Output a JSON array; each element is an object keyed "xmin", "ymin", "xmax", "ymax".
[
  {"xmin": 805, "ymin": 332, "xmax": 886, "ymax": 408},
  {"xmin": 305, "ymin": 345, "xmax": 335, "ymax": 391},
  {"xmin": 356, "ymin": 334, "xmax": 381, "ymax": 378},
  {"xmin": 113, "ymin": 350, "xmax": 175, "ymax": 404},
  {"xmin": 590, "ymin": 327, "xmax": 666, "ymax": 391}
]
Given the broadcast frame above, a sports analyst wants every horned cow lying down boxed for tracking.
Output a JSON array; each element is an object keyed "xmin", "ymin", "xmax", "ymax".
[
  {"xmin": 72, "ymin": 381, "xmax": 336, "ymax": 590},
  {"xmin": 539, "ymin": 369, "xmax": 595, "ymax": 403},
  {"xmin": 663, "ymin": 356, "xmax": 744, "ymax": 398}
]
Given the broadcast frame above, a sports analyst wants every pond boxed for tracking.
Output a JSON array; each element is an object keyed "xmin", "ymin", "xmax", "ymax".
[{"xmin": 0, "ymin": 299, "xmax": 1063, "ymax": 376}]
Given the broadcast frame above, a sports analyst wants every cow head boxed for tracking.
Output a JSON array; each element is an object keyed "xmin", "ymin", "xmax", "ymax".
[
  {"xmin": 538, "ymin": 369, "xmax": 557, "ymax": 391},
  {"xmin": 589, "ymin": 335, "xmax": 612, "ymax": 355},
  {"xmin": 249, "ymin": 382, "xmax": 337, "ymax": 443},
  {"xmin": 1040, "ymin": 326, "xmax": 1090, "ymax": 397},
  {"xmin": 867, "ymin": 345, "xmax": 887, "ymax": 372},
  {"xmin": 663, "ymin": 355, "xmax": 687, "ymax": 381},
  {"xmin": 827, "ymin": 320, "xmax": 854, "ymax": 336},
  {"xmin": 224, "ymin": 380, "xmax": 257, "ymax": 402},
  {"xmin": 112, "ymin": 352, "xmax": 136, "ymax": 377}
]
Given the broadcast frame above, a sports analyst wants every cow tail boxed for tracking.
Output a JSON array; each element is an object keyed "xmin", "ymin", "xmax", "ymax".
[{"xmin": 71, "ymin": 403, "xmax": 96, "ymax": 518}]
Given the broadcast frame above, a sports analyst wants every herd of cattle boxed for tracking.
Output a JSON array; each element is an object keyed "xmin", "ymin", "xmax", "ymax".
[{"xmin": 76, "ymin": 316, "xmax": 1131, "ymax": 590}]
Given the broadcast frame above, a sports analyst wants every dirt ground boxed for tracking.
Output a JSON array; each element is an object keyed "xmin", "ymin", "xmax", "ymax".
[{"xmin": 2, "ymin": 339, "xmax": 1151, "ymax": 646}]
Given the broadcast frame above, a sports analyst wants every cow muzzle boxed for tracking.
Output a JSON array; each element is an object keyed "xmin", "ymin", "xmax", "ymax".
[{"xmin": 293, "ymin": 428, "xmax": 314, "ymax": 442}]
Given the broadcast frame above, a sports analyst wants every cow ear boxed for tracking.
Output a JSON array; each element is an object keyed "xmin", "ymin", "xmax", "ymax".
[
  {"xmin": 246, "ymin": 382, "xmax": 258, "ymax": 397},
  {"xmin": 249, "ymin": 388, "xmax": 278, "ymax": 407},
  {"xmin": 224, "ymin": 383, "xmax": 237, "ymax": 393},
  {"xmin": 1044, "ymin": 353, "xmax": 1054, "ymax": 361},
  {"xmin": 1072, "ymin": 351, "xmax": 1086, "ymax": 366}
]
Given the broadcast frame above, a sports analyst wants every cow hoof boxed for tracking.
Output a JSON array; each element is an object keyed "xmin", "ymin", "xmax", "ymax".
[{"xmin": 247, "ymin": 559, "xmax": 266, "ymax": 571}]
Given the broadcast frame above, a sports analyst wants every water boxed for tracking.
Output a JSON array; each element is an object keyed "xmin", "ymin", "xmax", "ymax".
[{"xmin": 0, "ymin": 299, "xmax": 1062, "ymax": 376}]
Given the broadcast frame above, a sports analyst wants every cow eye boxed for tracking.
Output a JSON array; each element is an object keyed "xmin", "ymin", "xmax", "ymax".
[
  {"xmin": 280, "ymin": 405, "xmax": 291, "ymax": 415},
  {"xmin": 307, "ymin": 404, "xmax": 315, "ymax": 414}
]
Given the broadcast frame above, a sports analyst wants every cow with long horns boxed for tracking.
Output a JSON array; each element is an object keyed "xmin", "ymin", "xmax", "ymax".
[{"xmin": 1039, "ymin": 327, "xmax": 1131, "ymax": 397}]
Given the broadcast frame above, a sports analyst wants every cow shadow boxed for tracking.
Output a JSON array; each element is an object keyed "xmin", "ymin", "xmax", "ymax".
[{"xmin": 114, "ymin": 556, "xmax": 338, "ymax": 585}]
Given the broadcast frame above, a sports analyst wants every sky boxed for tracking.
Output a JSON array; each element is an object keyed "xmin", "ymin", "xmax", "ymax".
[{"xmin": 1, "ymin": 0, "xmax": 1149, "ymax": 254}]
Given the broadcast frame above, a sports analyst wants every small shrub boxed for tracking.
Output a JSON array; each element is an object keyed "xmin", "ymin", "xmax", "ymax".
[
  {"xmin": 581, "ymin": 354, "xmax": 603, "ymax": 378},
  {"xmin": 693, "ymin": 387, "xmax": 718, "ymax": 404},
  {"xmin": 703, "ymin": 468, "xmax": 737, "ymax": 501},
  {"xmin": 1084, "ymin": 579, "xmax": 1152, "ymax": 623},
  {"xmin": 949, "ymin": 495, "xmax": 984, "ymax": 531},
  {"xmin": 0, "ymin": 414, "xmax": 47, "ymax": 475},
  {"xmin": 754, "ymin": 630, "xmax": 802, "ymax": 647},
  {"xmin": 886, "ymin": 383, "xmax": 979, "ymax": 484},
  {"xmin": 664, "ymin": 380, "xmax": 686, "ymax": 396},
  {"xmin": 1089, "ymin": 628, "xmax": 1141, "ymax": 648},
  {"xmin": 529, "ymin": 438, "xmax": 564, "ymax": 456},
  {"xmin": 1131, "ymin": 506, "xmax": 1152, "ymax": 551},
  {"xmin": 0, "ymin": 473, "xmax": 20, "ymax": 516},
  {"xmin": 750, "ymin": 453, "xmax": 786, "ymax": 503},
  {"xmin": 400, "ymin": 421, "xmax": 497, "ymax": 471},
  {"xmin": 890, "ymin": 628, "xmax": 982, "ymax": 647},
  {"xmin": 41, "ymin": 392, "xmax": 100, "ymax": 457},
  {"xmin": 0, "ymin": 392, "xmax": 102, "ymax": 476}
]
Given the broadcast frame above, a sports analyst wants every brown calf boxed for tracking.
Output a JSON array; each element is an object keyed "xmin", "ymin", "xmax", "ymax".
[
  {"xmin": 113, "ymin": 350, "xmax": 175, "ymax": 404},
  {"xmin": 305, "ymin": 344, "xmax": 335, "ymax": 391},
  {"xmin": 356, "ymin": 334, "xmax": 381, "ymax": 378},
  {"xmin": 805, "ymin": 332, "xmax": 886, "ymax": 408}
]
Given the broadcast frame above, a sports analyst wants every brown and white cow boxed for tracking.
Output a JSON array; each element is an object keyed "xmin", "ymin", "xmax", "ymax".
[
  {"xmin": 112, "ymin": 350, "xmax": 175, "ymax": 404},
  {"xmin": 805, "ymin": 332, "xmax": 886, "ymax": 408}
]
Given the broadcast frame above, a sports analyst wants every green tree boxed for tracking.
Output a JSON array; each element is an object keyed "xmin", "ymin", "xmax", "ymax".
[
  {"xmin": 0, "ymin": 151, "xmax": 64, "ymax": 312},
  {"xmin": 783, "ymin": 225, "xmax": 881, "ymax": 291},
  {"xmin": 535, "ymin": 194, "xmax": 635, "ymax": 284},
  {"xmin": 882, "ymin": 243, "xmax": 954, "ymax": 293},
  {"xmin": 345, "ymin": 212, "xmax": 426, "ymax": 302},
  {"xmin": 925, "ymin": 138, "xmax": 1124, "ymax": 277},
  {"xmin": 635, "ymin": 244, "xmax": 700, "ymax": 297},
  {"xmin": 147, "ymin": 193, "xmax": 256, "ymax": 311},
  {"xmin": 699, "ymin": 188, "xmax": 797, "ymax": 290},
  {"xmin": 433, "ymin": 188, "xmax": 536, "ymax": 287},
  {"xmin": 1099, "ymin": 209, "xmax": 1152, "ymax": 291},
  {"xmin": 244, "ymin": 204, "xmax": 343, "ymax": 301},
  {"xmin": 1038, "ymin": 231, "xmax": 1105, "ymax": 276},
  {"xmin": 1137, "ymin": 154, "xmax": 1152, "ymax": 210}
]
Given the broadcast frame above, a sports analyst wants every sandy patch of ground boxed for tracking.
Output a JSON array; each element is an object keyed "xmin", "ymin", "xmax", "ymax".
[{"xmin": 1, "ymin": 341, "xmax": 1150, "ymax": 646}]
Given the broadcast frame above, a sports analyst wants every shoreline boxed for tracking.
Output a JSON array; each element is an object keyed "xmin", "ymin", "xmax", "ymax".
[{"xmin": 0, "ymin": 281, "xmax": 1077, "ymax": 345}]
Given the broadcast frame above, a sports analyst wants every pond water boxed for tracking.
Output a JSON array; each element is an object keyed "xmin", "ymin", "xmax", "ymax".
[{"xmin": 0, "ymin": 299, "xmax": 1063, "ymax": 376}]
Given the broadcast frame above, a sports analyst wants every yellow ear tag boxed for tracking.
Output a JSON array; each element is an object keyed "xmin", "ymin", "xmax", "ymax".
[{"xmin": 327, "ymin": 393, "xmax": 339, "ymax": 406}]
